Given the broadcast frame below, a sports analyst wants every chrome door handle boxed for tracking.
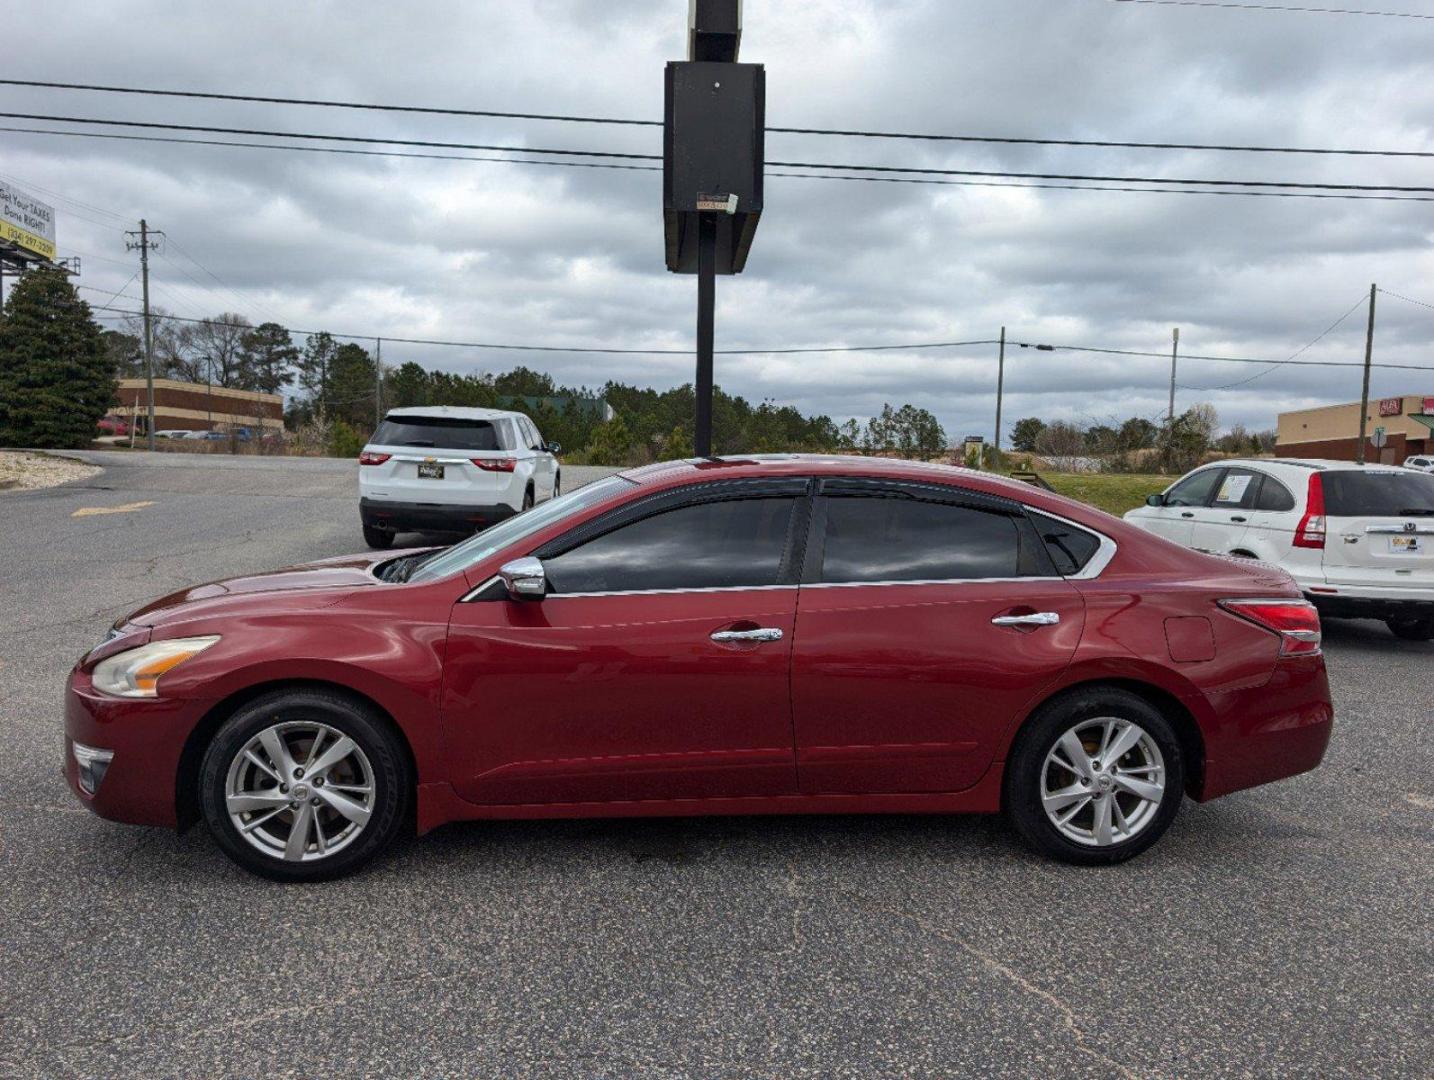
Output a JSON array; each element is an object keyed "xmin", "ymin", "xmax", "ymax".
[
  {"xmin": 710, "ymin": 627, "xmax": 784, "ymax": 643},
  {"xmin": 991, "ymin": 612, "xmax": 1060, "ymax": 627}
]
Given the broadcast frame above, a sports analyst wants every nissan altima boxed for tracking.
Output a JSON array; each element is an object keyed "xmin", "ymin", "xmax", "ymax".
[{"xmin": 64, "ymin": 455, "xmax": 1333, "ymax": 880}]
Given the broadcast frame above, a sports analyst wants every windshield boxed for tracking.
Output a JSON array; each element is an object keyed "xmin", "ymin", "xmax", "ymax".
[
  {"xmin": 371, "ymin": 415, "xmax": 501, "ymax": 451},
  {"xmin": 1322, "ymin": 470, "xmax": 1434, "ymax": 517},
  {"xmin": 407, "ymin": 474, "xmax": 636, "ymax": 584}
]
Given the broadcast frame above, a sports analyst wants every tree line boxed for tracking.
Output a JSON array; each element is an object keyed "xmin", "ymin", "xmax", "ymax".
[
  {"xmin": 2, "ymin": 270, "xmax": 949, "ymax": 461},
  {"xmin": 1006, "ymin": 409, "xmax": 1276, "ymax": 473}
]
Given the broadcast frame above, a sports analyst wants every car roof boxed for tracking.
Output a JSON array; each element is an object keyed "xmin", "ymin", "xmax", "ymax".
[
  {"xmin": 381, "ymin": 406, "xmax": 521, "ymax": 421},
  {"xmin": 1218, "ymin": 457, "xmax": 1409, "ymax": 474}
]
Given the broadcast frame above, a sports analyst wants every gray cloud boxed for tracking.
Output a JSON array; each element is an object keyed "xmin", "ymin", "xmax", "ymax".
[{"xmin": 5, "ymin": 0, "xmax": 1434, "ymax": 442}]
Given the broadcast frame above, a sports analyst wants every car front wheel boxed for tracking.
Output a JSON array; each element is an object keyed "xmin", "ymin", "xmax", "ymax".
[
  {"xmin": 1004, "ymin": 688, "xmax": 1184, "ymax": 865},
  {"xmin": 198, "ymin": 689, "xmax": 409, "ymax": 881}
]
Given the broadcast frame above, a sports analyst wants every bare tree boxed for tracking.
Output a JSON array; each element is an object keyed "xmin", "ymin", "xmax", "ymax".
[{"xmin": 190, "ymin": 313, "xmax": 253, "ymax": 388}]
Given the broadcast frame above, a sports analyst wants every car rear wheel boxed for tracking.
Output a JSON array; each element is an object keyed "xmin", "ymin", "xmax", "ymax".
[
  {"xmin": 522, "ymin": 487, "xmax": 534, "ymax": 511},
  {"xmin": 1004, "ymin": 688, "xmax": 1184, "ymax": 865},
  {"xmin": 1386, "ymin": 615, "xmax": 1434, "ymax": 642},
  {"xmin": 362, "ymin": 524, "xmax": 395, "ymax": 549},
  {"xmin": 198, "ymin": 689, "xmax": 409, "ymax": 881}
]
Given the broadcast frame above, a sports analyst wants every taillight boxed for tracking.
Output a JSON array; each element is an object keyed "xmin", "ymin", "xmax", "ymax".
[
  {"xmin": 358, "ymin": 452, "xmax": 391, "ymax": 466},
  {"xmin": 472, "ymin": 457, "xmax": 517, "ymax": 472},
  {"xmin": 1219, "ymin": 598, "xmax": 1322, "ymax": 656},
  {"xmin": 1293, "ymin": 472, "xmax": 1325, "ymax": 549}
]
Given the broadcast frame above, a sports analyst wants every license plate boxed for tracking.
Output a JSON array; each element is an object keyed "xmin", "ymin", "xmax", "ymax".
[
  {"xmin": 417, "ymin": 462, "xmax": 445, "ymax": 480},
  {"xmin": 1389, "ymin": 535, "xmax": 1423, "ymax": 553}
]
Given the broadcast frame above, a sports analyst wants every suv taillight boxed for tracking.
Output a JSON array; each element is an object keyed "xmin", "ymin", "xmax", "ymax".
[
  {"xmin": 472, "ymin": 457, "xmax": 516, "ymax": 472},
  {"xmin": 358, "ymin": 452, "xmax": 391, "ymax": 466},
  {"xmin": 1293, "ymin": 472, "xmax": 1325, "ymax": 549},
  {"xmin": 1219, "ymin": 598, "xmax": 1322, "ymax": 657}
]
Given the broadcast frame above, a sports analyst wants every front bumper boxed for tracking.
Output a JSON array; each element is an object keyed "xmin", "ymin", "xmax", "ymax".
[
  {"xmin": 63, "ymin": 668, "xmax": 213, "ymax": 828},
  {"xmin": 360, "ymin": 497, "xmax": 515, "ymax": 535}
]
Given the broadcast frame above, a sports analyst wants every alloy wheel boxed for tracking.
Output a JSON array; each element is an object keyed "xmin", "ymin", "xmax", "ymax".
[
  {"xmin": 1041, "ymin": 717, "xmax": 1166, "ymax": 847},
  {"xmin": 224, "ymin": 721, "xmax": 376, "ymax": 863}
]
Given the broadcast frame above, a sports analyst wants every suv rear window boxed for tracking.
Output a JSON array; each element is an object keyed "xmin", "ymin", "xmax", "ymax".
[
  {"xmin": 1322, "ymin": 470, "xmax": 1434, "ymax": 517},
  {"xmin": 371, "ymin": 415, "xmax": 501, "ymax": 451}
]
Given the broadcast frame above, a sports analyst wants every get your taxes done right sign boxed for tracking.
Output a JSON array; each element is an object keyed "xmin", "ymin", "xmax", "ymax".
[{"xmin": 0, "ymin": 180, "xmax": 56, "ymax": 260}]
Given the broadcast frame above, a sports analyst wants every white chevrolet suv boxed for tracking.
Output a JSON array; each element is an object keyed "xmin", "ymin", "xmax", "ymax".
[
  {"xmin": 358, "ymin": 406, "xmax": 560, "ymax": 548},
  {"xmin": 1124, "ymin": 458, "xmax": 1434, "ymax": 641}
]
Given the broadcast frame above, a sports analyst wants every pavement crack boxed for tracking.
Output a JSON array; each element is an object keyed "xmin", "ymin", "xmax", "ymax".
[{"xmin": 869, "ymin": 904, "xmax": 1148, "ymax": 1080}]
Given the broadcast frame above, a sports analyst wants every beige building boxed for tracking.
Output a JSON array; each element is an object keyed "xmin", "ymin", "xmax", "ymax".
[
  {"xmin": 1277, "ymin": 393, "xmax": 1433, "ymax": 464},
  {"xmin": 113, "ymin": 378, "xmax": 285, "ymax": 434}
]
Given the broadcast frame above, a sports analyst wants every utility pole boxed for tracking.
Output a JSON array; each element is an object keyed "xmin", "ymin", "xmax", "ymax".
[
  {"xmin": 1356, "ymin": 283, "xmax": 1377, "ymax": 465},
  {"xmin": 374, "ymin": 337, "xmax": 383, "ymax": 430},
  {"xmin": 992, "ymin": 326, "xmax": 1006, "ymax": 463},
  {"xmin": 1166, "ymin": 327, "xmax": 1180, "ymax": 426},
  {"xmin": 125, "ymin": 220, "xmax": 163, "ymax": 451}
]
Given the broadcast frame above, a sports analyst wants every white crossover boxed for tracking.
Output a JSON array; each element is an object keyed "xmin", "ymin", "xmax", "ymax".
[
  {"xmin": 1125, "ymin": 458, "xmax": 1434, "ymax": 640},
  {"xmin": 358, "ymin": 406, "xmax": 561, "ymax": 548}
]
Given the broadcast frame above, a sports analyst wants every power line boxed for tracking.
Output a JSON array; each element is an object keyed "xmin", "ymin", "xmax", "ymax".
[
  {"xmin": 1380, "ymin": 287, "xmax": 1434, "ymax": 311},
  {"xmin": 5, "ymin": 123, "xmax": 1434, "ymax": 205},
  {"xmin": 3, "ymin": 112, "xmax": 1432, "ymax": 194},
  {"xmin": 1175, "ymin": 291, "xmax": 1370, "ymax": 391},
  {"xmin": 1109, "ymin": 0, "xmax": 1434, "ymax": 18},
  {"xmin": 83, "ymin": 306, "xmax": 1434, "ymax": 372},
  {"xmin": 5, "ymin": 77, "xmax": 1433, "ymax": 158}
]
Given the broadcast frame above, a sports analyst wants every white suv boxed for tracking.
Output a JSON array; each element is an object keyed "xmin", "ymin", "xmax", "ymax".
[
  {"xmin": 1404, "ymin": 455, "xmax": 1434, "ymax": 473},
  {"xmin": 358, "ymin": 406, "xmax": 561, "ymax": 548},
  {"xmin": 1124, "ymin": 458, "xmax": 1434, "ymax": 641}
]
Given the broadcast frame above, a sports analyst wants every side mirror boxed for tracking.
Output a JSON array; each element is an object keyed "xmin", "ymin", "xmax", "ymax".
[
  {"xmin": 1145, "ymin": 494, "xmax": 1165, "ymax": 507},
  {"xmin": 546, "ymin": 442, "xmax": 562, "ymax": 455},
  {"xmin": 498, "ymin": 556, "xmax": 547, "ymax": 600}
]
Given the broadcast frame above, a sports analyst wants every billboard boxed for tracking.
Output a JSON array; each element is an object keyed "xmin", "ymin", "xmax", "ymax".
[
  {"xmin": 1378, "ymin": 396, "xmax": 1403, "ymax": 417},
  {"xmin": 0, "ymin": 180, "xmax": 56, "ymax": 260}
]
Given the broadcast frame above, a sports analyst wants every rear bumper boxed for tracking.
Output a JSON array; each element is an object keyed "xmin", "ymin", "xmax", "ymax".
[
  {"xmin": 1305, "ymin": 590, "xmax": 1434, "ymax": 621},
  {"xmin": 1196, "ymin": 654, "xmax": 1334, "ymax": 801},
  {"xmin": 360, "ymin": 497, "xmax": 516, "ymax": 534}
]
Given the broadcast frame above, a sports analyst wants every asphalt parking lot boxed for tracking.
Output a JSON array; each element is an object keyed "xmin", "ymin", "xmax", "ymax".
[{"xmin": 1, "ymin": 451, "xmax": 1429, "ymax": 1079}]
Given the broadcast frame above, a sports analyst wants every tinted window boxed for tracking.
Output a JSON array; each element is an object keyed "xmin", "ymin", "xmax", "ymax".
[
  {"xmin": 1028, "ymin": 511, "xmax": 1103, "ymax": 575},
  {"xmin": 1254, "ymin": 474, "xmax": 1296, "ymax": 512},
  {"xmin": 372, "ymin": 415, "xmax": 498, "ymax": 451},
  {"xmin": 820, "ymin": 496, "xmax": 1035, "ymax": 583},
  {"xmin": 526, "ymin": 418, "xmax": 545, "ymax": 449},
  {"xmin": 1322, "ymin": 471, "xmax": 1434, "ymax": 517},
  {"xmin": 543, "ymin": 497, "xmax": 796, "ymax": 594},
  {"xmin": 1211, "ymin": 469, "xmax": 1263, "ymax": 510},
  {"xmin": 1164, "ymin": 469, "xmax": 1223, "ymax": 507}
]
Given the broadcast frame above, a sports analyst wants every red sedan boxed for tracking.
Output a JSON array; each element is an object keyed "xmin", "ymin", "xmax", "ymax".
[{"xmin": 64, "ymin": 456, "xmax": 1333, "ymax": 880}]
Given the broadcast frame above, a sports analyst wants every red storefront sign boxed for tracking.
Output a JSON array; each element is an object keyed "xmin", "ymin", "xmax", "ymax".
[{"xmin": 1378, "ymin": 397, "xmax": 1404, "ymax": 417}]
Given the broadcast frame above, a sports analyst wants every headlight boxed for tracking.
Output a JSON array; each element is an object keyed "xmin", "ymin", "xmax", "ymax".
[{"xmin": 91, "ymin": 636, "xmax": 220, "ymax": 698}]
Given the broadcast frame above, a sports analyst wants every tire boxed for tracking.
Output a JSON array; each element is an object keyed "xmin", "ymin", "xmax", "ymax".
[
  {"xmin": 522, "ymin": 487, "xmax": 534, "ymax": 511},
  {"xmin": 362, "ymin": 524, "xmax": 395, "ymax": 549},
  {"xmin": 1387, "ymin": 616, "xmax": 1434, "ymax": 642},
  {"xmin": 1004, "ymin": 688, "xmax": 1185, "ymax": 866},
  {"xmin": 553, "ymin": 473, "xmax": 561, "ymax": 498},
  {"xmin": 198, "ymin": 689, "xmax": 409, "ymax": 882}
]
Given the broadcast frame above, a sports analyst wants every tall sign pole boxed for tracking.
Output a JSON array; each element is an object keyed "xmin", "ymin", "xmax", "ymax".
[
  {"xmin": 663, "ymin": 0, "xmax": 764, "ymax": 458},
  {"xmin": 126, "ymin": 220, "xmax": 163, "ymax": 451},
  {"xmin": 992, "ymin": 326, "xmax": 1006, "ymax": 460}
]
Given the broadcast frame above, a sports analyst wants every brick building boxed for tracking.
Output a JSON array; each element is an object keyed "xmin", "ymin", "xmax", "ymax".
[
  {"xmin": 1277, "ymin": 393, "xmax": 1433, "ymax": 464},
  {"xmin": 113, "ymin": 378, "xmax": 284, "ymax": 435}
]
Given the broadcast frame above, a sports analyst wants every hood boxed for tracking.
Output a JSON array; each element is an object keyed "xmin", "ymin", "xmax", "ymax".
[{"xmin": 122, "ymin": 550, "xmax": 416, "ymax": 628}]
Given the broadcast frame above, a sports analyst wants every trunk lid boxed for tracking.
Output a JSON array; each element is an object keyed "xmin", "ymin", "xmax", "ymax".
[{"xmin": 1320, "ymin": 469, "xmax": 1434, "ymax": 588}]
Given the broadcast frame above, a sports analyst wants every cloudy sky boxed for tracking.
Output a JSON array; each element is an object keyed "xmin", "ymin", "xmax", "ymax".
[{"xmin": 5, "ymin": 0, "xmax": 1434, "ymax": 441}]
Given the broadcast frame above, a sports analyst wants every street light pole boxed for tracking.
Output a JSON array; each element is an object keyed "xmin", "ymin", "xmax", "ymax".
[
  {"xmin": 694, "ymin": 214, "xmax": 716, "ymax": 456},
  {"xmin": 993, "ymin": 326, "xmax": 1006, "ymax": 462}
]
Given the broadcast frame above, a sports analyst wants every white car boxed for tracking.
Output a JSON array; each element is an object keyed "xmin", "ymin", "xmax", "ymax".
[
  {"xmin": 1404, "ymin": 455, "xmax": 1434, "ymax": 473},
  {"xmin": 1124, "ymin": 458, "xmax": 1434, "ymax": 641},
  {"xmin": 358, "ymin": 406, "xmax": 561, "ymax": 548}
]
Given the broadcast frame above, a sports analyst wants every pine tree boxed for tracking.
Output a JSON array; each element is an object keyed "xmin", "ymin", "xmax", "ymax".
[
  {"xmin": 239, "ymin": 322, "xmax": 298, "ymax": 395},
  {"xmin": 0, "ymin": 268, "xmax": 113, "ymax": 448}
]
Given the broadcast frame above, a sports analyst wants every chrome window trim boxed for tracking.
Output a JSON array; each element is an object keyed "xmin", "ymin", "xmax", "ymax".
[
  {"xmin": 1027, "ymin": 507, "xmax": 1118, "ymax": 580},
  {"xmin": 460, "ymin": 580, "xmax": 799, "ymax": 602}
]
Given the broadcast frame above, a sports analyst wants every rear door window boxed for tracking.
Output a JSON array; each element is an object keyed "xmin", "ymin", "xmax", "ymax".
[
  {"xmin": 372, "ymin": 416, "xmax": 499, "ymax": 452},
  {"xmin": 1211, "ymin": 469, "xmax": 1264, "ymax": 511},
  {"xmin": 1322, "ymin": 471, "xmax": 1434, "ymax": 517},
  {"xmin": 818, "ymin": 495, "xmax": 1045, "ymax": 583}
]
